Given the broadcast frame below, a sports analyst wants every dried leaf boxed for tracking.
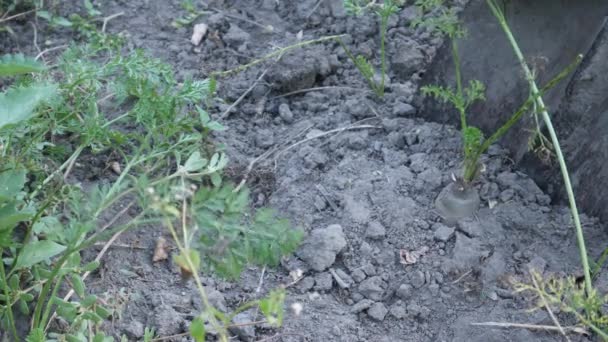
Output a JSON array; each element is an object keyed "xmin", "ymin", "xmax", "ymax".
[
  {"xmin": 399, "ymin": 246, "xmax": 429, "ymax": 265},
  {"xmin": 191, "ymin": 23, "xmax": 208, "ymax": 46},
  {"xmin": 152, "ymin": 237, "xmax": 168, "ymax": 262}
]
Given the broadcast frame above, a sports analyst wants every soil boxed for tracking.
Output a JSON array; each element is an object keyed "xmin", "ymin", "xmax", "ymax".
[{"xmin": 2, "ymin": 0, "xmax": 608, "ymax": 341}]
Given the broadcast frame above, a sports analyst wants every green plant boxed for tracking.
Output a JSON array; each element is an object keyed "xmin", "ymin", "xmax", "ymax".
[
  {"xmin": 514, "ymin": 272, "xmax": 608, "ymax": 339},
  {"xmin": 416, "ymin": 0, "xmax": 580, "ymax": 186},
  {"xmin": 172, "ymin": 0, "xmax": 210, "ymax": 28},
  {"xmin": 1, "ymin": 19, "xmax": 302, "ymax": 341},
  {"xmin": 341, "ymin": 0, "xmax": 400, "ymax": 98},
  {"xmin": 486, "ymin": 0, "xmax": 595, "ymax": 331},
  {"xmin": 152, "ymin": 174, "xmax": 300, "ymax": 341}
]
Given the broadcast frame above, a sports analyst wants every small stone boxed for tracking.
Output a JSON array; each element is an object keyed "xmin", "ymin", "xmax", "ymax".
[
  {"xmin": 361, "ymin": 263, "xmax": 376, "ymax": 276},
  {"xmin": 359, "ymin": 241, "xmax": 373, "ymax": 256},
  {"xmin": 223, "ymin": 24, "xmax": 250, "ymax": 47},
  {"xmin": 331, "ymin": 268, "xmax": 354, "ymax": 289},
  {"xmin": 365, "ymin": 221, "xmax": 386, "ymax": 239},
  {"xmin": 389, "ymin": 302, "xmax": 407, "ymax": 319},
  {"xmin": 122, "ymin": 320, "xmax": 145, "ymax": 339},
  {"xmin": 480, "ymin": 182, "xmax": 500, "ymax": 200},
  {"xmin": 358, "ymin": 276, "xmax": 386, "ymax": 301},
  {"xmin": 393, "ymin": 102, "xmax": 417, "ymax": 117},
  {"xmin": 500, "ymin": 188, "xmax": 515, "ymax": 202},
  {"xmin": 526, "ymin": 256, "xmax": 547, "ymax": 274},
  {"xmin": 296, "ymin": 224, "xmax": 347, "ymax": 271},
  {"xmin": 428, "ymin": 283, "xmax": 440, "ymax": 296},
  {"xmin": 351, "ymin": 299, "xmax": 374, "ymax": 313},
  {"xmin": 367, "ymin": 302, "xmax": 388, "ymax": 321},
  {"xmin": 314, "ymin": 272, "xmax": 334, "ymax": 291},
  {"xmin": 409, "ymin": 270, "xmax": 426, "ymax": 289},
  {"xmin": 278, "ymin": 103, "xmax": 294, "ymax": 123},
  {"xmin": 255, "ymin": 129, "xmax": 275, "ymax": 148},
  {"xmin": 296, "ymin": 276, "xmax": 315, "ymax": 293},
  {"xmin": 352, "ymin": 268, "xmax": 367, "ymax": 283},
  {"xmin": 229, "ymin": 311, "xmax": 256, "ymax": 339},
  {"xmin": 433, "ymin": 223, "xmax": 455, "ymax": 242},
  {"xmin": 396, "ymin": 283, "xmax": 413, "ymax": 300}
]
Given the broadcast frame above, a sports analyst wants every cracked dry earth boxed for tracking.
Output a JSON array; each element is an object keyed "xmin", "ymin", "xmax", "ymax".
[{"xmin": 3, "ymin": 0, "xmax": 608, "ymax": 341}]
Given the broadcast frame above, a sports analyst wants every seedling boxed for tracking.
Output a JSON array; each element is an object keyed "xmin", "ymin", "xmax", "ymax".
[
  {"xmin": 415, "ymin": 0, "xmax": 581, "ymax": 220},
  {"xmin": 341, "ymin": 0, "xmax": 400, "ymax": 98}
]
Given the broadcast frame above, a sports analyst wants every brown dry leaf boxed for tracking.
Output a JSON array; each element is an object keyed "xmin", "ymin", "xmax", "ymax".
[
  {"xmin": 399, "ymin": 246, "xmax": 429, "ymax": 265},
  {"xmin": 152, "ymin": 237, "xmax": 169, "ymax": 262},
  {"xmin": 191, "ymin": 23, "xmax": 208, "ymax": 46}
]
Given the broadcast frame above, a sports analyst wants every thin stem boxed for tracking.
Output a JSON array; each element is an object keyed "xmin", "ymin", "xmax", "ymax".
[
  {"xmin": 379, "ymin": 15, "xmax": 388, "ymax": 97},
  {"xmin": 451, "ymin": 40, "xmax": 466, "ymax": 130},
  {"xmin": 28, "ymin": 145, "xmax": 85, "ymax": 200},
  {"xmin": 337, "ymin": 38, "xmax": 378, "ymax": 96},
  {"xmin": 0, "ymin": 251, "xmax": 18, "ymax": 340},
  {"xmin": 486, "ymin": 0, "xmax": 592, "ymax": 296},
  {"xmin": 212, "ymin": 35, "xmax": 344, "ymax": 78},
  {"xmin": 164, "ymin": 218, "xmax": 227, "ymax": 341},
  {"xmin": 463, "ymin": 55, "xmax": 582, "ymax": 183}
]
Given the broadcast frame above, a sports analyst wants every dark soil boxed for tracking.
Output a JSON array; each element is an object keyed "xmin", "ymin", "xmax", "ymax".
[{"xmin": 2, "ymin": 0, "xmax": 608, "ymax": 341}]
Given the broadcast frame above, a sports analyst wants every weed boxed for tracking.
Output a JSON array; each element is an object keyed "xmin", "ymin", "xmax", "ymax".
[
  {"xmin": 416, "ymin": 0, "xmax": 580, "ymax": 188},
  {"xmin": 341, "ymin": 0, "xmax": 400, "ymax": 98},
  {"xmin": 515, "ymin": 271, "xmax": 608, "ymax": 339},
  {"xmin": 0, "ymin": 8, "xmax": 302, "ymax": 341}
]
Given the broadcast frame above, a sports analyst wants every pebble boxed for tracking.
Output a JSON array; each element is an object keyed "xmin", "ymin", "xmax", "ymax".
[
  {"xmin": 358, "ymin": 276, "xmax": 386, "ymax": 301},
  {"xmin": 367, "ymin": 302, "xmax": 389, "ymax": 321},
  {"xmin": 396, "ymin": 283, "xmax": 413, "ymax": 299},
  {"xmin": 279, "ymin": 103, "xmax": 294, "ymax": 123},
  {"xmin": 390, "ymin": 302, "xmax": 407, "ymax": 319},
  {"xmin": 409, "ymin": 270, "xmax": 426, "ymax": 289},
  {"xmin": 314, "ymin": 272, "xmax": 334, "ymax": 291},
  {"xmin": 433, "ymin": 223, "xmax": 455, "ymax": 242},
  {"xmin": 296, "ymin": 224, "xmax": 347, "ymax": 271},
  {"xmin": 352, "ymin": 268, "xmax": 367, "ymax": 283},
  {"xmin": 351, "ymin": 299, "xmax": 374, "ymax": 313}
]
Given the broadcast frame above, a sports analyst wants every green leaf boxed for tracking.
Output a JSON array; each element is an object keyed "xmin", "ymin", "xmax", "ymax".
[
  {"xmin": 0, "ymin": 54, "xmax": 46, "ymax": 76},
  {"xmin": 84, "ymin": 0, "xmax": 102, "ymax": 16},
  {"xmin": 0, "ymin": 169, "xmax": 26, "ymax": 202},
  {"xmin": 258, "ymin": 289, "xmax": 286, "ymax": 327},
  {"xmin": 189, "ymin": 316, "xmax": 206, "ymax": 342},
  {"xmin": 71, "ymin": 274, "xmax": 86, "ymax": 298},
  {"xmin": 14, "ymin": 240, "xmax": 67, "ymax": 269},
  {"xmin": 210, "ymin": 172, "xmax": 222, "ymax": 187},
  {"xmin": 26, "ymin": 328, "xmax": 46, "ymax": 342},
  {"xmin": 0, "ymin": 84, "xmax": 57, "ymax": 130},
  {"xmin": 82, "ymin": 260, "xmax": 101, "ymax": 272},
  {"xmin": 184, "ymin": 151, "xmax": 208, "ymax": 172},
  {"xmin": 81, "ymin": 294, "xmax": 98, "ymax": 307},
  {"xmin": 173, "ymin": 249, "xmax": 201, "ymax": 275}
]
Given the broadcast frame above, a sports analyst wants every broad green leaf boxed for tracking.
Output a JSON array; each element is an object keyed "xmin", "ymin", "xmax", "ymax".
[
  {"xmin": 0, "ymin": 54, "xmax": 46, "ymax": 76},
  {"xmin": 0, "ymin": 205, "xmax": 34, "ymax": 231},
  {"xmin": 0, "ymin": 169, "xmax": 26, "ymax": 201},
  {"xmin": 190, "ymin": 316, "xmax": 206, "ymax": 342},
  {"xmin": 0, "ymin": 84, "xmax": 57, "ymax": 130},
  {"xmin": 14, "ymin": 240, "xmax": 66, "ymax": 269},
  {"xmin": 210, "ymin": 172, "xmax": 222, "ymax": 187}
]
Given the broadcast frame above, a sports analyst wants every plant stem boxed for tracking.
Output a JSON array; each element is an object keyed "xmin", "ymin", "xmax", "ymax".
[
  {"xmin": 451, "ymin": 40, "xmax": 466, "ymax": 130},
  {"xmin": 379, "ymin": 15, "xmax": 388, "ymax": 97},
  {"xmin": 212, "ymin": 35, "xmax": 345, "ymax": 78},
  {"xmin": 486, "ymin": 0, "xmax": 592, "ymax": 296},
  {"xmin": 463, "ymin": 55, "xmax": 582, "ymax": 183},
  {"xmin": 0, "ymin": 251, "xmax": 18, "ymax": 340},
  {"xmin": 165, "ymin": 214, "xmax": 227, "ymax": 341}
]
